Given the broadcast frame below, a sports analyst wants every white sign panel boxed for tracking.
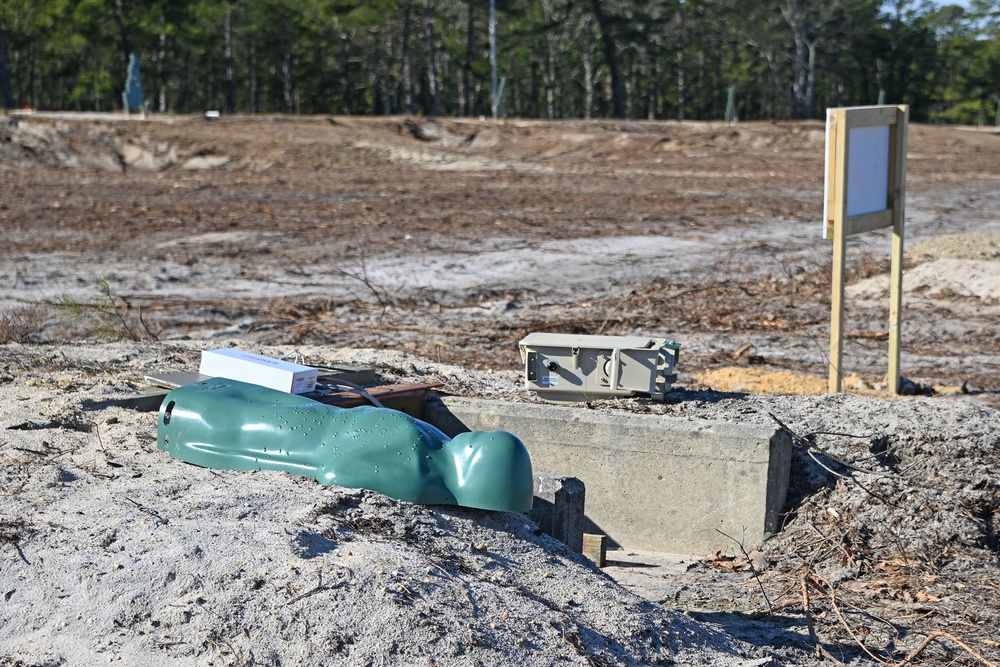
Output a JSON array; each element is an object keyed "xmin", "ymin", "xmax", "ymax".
[{"xmin": 846, "ymin": 125, "xmax": 890, "ymax": 217}]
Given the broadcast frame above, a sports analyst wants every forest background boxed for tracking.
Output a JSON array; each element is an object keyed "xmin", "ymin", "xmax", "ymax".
[{"xmin": 0, "ymin": 0, "xmax": 999, "ymax": 124}]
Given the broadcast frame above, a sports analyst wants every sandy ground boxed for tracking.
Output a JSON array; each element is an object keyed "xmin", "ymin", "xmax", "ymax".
[
  {"xmin": 1, "ymin": 114, "xmax": 999, "ymax": 666},
  {"xmin": 0, "ymin": 341, "xmax": 758, "ymax": 667},
  {"xmin": 2, "ymin": 114, "xmax": 1000, "ymax": 401},
  {"xmin": 1, "ymin": 341, "xmax": 999, "ymax": 666}
]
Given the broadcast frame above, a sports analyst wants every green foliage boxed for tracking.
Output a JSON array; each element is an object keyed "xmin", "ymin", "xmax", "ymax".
[
  {"xmin": 67, "ymin": 66, "xmax": 113, "ymax": 108},
  {"xmin": 0, "ymin": 0, "xmax": 997, "ymax": 120},
  {"xmin": 56, "ymin": 278, "xmax": 158, "ymax": 342},
  {"xmin": 932, "ymin": 98, "xmax": 994, "ymax": 124}
]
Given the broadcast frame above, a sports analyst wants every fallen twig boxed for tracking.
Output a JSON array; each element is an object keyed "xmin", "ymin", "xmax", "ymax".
[
  {"xmin": 891, "ymin": 630, "xmax": 998, "ymax": 667},
  {"xmin": 768, "ymin": 412, "xmax": 899, "ymax": 507},
  {"xmin": 748, "ymin": 597, "xmax": 802, "ymax": 620},
  {"xmin": 124, "ymin": 496, "xmax": 169, "ymax": 526},
  {"xmin": 716, "ymin": 528, "xmax": 772, "ymax": 611},
  {"xmin": 801, "ymin": 573, "xmax": 824, "ymax": 660},
  {"xmin": 10, "ymin": 445, "xmax": 75, "ymax": 462},
  {"xmin": 422, "ymin": 555, "xmax": 475, "ymax": 617},
  {"xmin": 13, "ymin": 447, "xmax": 49, "ymax": 456},
  {"xmin": 93, "ymin": 423, "xmax": 112, "ymax": 459},
  {"xmin": 286, "ymin": 570, "xmax": 343, "ymax": 606},
  {"xmin": 809, "ymin": 572, "xmax": 889, "ymax": 665},
  {"xmin": 550, "ymin": 617, "xmax": 611, "ymax": 667},
  {"xmin": 597, "ymin": 283, "xmax": 735, "ymax": 335},
  {"xmin": 768, "ymin": 413, "xmax": 880, "ymax": 475}
]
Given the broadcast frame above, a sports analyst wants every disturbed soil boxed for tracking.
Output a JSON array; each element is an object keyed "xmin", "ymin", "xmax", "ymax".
[
  {"xmin": 2, "ymin": 112, "xmax": 1000, "ymax": 401},
  {"xmin": 0, "ymin": 341, "xmax": 998, "ymax": 667},
  {"xmin": 1, "ymin": 113, "xmax": 999, "ymax": 666}
]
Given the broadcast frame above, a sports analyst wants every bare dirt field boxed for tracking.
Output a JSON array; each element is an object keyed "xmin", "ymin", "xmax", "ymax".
[
  {"xmin": 2, "ymin": 113, "xmax": 1000, "ymax": 399},
  {"xmin": 1, "ymin": 113, "xmax": 999, "ymax": 667}
]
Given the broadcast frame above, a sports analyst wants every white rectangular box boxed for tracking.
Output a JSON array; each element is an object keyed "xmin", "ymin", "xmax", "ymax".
[{"xmin": 199, "ymin": 348, "xmax": 318, "ymax": 395}]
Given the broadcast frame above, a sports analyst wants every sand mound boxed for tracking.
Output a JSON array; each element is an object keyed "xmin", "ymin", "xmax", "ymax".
[
  {"xmin": 692, "ymin": 367, "xmax": 966, "ymax": 397},
  {"xmin": 909, "ymin": 231, "xmax": 1000, "ymax": 261},
  {"xmin": 694, "ymin": 367, "xmax": 831, "ymax": 395},
  {"xmin": 841, "ymin": 232, "xmax": 1000, "ymax": 303},
  {"xmin": 849, "ymin": 258, "xmax": 1000, "ymax": 301},
  {"xmin": 0, "ymin": 341, "xmax": 747, "ymax": 667},
  {"xmin": 3, "ymin": 341, "xmax": 1000, "ymax": 666},
  {"xmin": 0, "ymin": 118, "xmax": 124, "ymax": 172}
]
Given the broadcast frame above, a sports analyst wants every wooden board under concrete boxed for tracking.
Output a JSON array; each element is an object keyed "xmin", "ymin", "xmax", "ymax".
[{"xmin": 111, "ymin": 381, "xmax": 440, "ymax": 419}]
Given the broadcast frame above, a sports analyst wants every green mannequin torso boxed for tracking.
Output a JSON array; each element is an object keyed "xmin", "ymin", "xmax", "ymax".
[{"xmin": 158, "ymin": 378, "xmax": 533, "ymax": 512}]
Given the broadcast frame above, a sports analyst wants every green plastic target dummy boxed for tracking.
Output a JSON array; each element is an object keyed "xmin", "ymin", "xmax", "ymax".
[{"xmin": 157, "ymin": 378, "xmax": 534, "ymax": 512}]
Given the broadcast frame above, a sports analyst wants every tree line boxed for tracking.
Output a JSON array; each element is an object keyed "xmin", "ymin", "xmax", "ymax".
[{"xmin": 1, "ymin": 0, "xmax": 999, "ymax": 123}]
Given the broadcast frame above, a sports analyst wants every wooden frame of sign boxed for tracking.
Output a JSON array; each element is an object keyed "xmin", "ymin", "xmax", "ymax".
[{"xmin": 823, "ymin": 105, "xmax": 909, "ymax": 394}]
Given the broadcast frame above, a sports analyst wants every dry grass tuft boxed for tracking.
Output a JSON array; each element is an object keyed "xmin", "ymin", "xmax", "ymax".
[{"xmin": 0, "ymin": 303, "xmax": 50, "ymax": 343}]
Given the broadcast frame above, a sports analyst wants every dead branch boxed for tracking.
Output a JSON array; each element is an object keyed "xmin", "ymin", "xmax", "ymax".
[
  {"xmin": 748, "ymin": 597, "xmax": 802, "ymax": 620},
  {"xmin": 334, "ymin": 257, "xmax": 396, "ymax": 315},
  {"xmin": 137, "ymin": 306, "xmax": 160, "ymax": 340},
  {"xmin": 422, "ymin": 555, "xmax": 475, "ymax": 616},
  {"xmin": 286, "ymin": 570, "xmax": 343, "ymax": 606},
  {"xmin": 809, "ymin": 572, "xmax": 890, "ymax": 665},
  {"xmin": 125, "ymin": 497, "xmax": 169, "ymax": 526},
  {"xmin": 550, "ymin": 616, "xmax": 612, "ymax": 667},
  {"xmin": 891, "ymin": 631, "xmax": 998, "ymax": 667},
  {"xmin": 768, "ymin": 412, "xmax": 899, "ymax": 507},
  {"xmin": 97, "ymin": 279, "xmax": 140, "ymax": 341},
  {"xmin": 597, "ymin": 288, "xmax": 638, "ymax": 335},
  {"xmin": 768, "ymin": 413, "xmax": 881, "ymax": 476},
  {"xmin": 337, "ymin": 323, "xmax": 512, "ymax": 340},
  {"xmin": 716, "ymin": 528, "xmax": 772, "ymax": 611},
  {"xmin": 800, "ymin": 573, "xmax": 823, "ymax": 659}
]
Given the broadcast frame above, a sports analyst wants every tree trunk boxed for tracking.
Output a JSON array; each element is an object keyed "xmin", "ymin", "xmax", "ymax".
[
  {"xmin": 625, "ymin": 51, "xmax": 635, "ymax": 118},
  {"xmin": 646, "ymin": 51, "xmax": 657, "ymax": 120},
  {"xmin": 157, "ymin": 28, "xmax": 168, "ymax": 112},
  {"xmin": 676, "ymin": 4, "xmax": 686, "ymax": 120},
  {"xmin": 282, "ymin": 0, "xmax": 294, "ymax": 114},
  {"xmin": 28, "ymin": 36, "xmax": 37, "ymax": 108},
  {"xmin": 383, "ymin": 31, "xmax": 395, "ymax": 114},
  {"xmin": 589, "ymin": 0, "xmax": 624, "ymax": 118},
  {"xmin": 805, "ymin": 40, "xmax": 816, "ymax": 118},
  {"xmin": 462, "ymin": 2, "xmax": 474, "ymax": 116},
  {"xmin": 791, "ymin": 33, "xmax": 807, "ymax": 117},
  {"xmin": 177, "ymin": 50, "xmax": 189, "ymax": 112},
  {"xmin": 0, "ymin": 25, "xmax": 14, "ymax": 108},
  {"xmin": 714, "ymin": 11, "xmax": 724, "ymax": 116},
  {"xmin": 401, "ymin": 0, "xmax": 416, "ymax": 114},
  {"xmin": 545, "ymin": 42, "xmax": 556, "ymax": 119},
  {"xmin": 697, "ymin": 47, "xmax": 706, "ymax": 118},
  {"xmin": 243, "ymin": 0, "xmax": 254, "ymax": 113},
  {"xmin": 424, "ymin": 0, "xmax": 440, "ymax": 116},
  {"xmin": 529, "ymin": 56, "xmax": 539, "ymax": 118},
  {"xmin": 780, "ymin": 0, "xmax": 830, "ymax": 119},
  {"xmin": 340, "ymin": 33, "xmax": 351, "ymax": 114},
  {"xmin": 489, "ymin": 0, "xmax": 497, "ymax": 117},
  {"xmin": 576, "ymin": 13, "xmax": 598, "ymax": 119},
  {"xmin": 541, "ymin": 0, "xmax": 559, "ymax": 119},
  {"xmin": 224, "ymin": 2, "xmax": 236, "ymax": 114},
  {"xmin": 113, "ymin": 0, "xmax": 135, "ymax": 70}
]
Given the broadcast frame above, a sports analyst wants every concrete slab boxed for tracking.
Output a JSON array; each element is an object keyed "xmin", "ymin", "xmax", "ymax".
[{"xmin": 425, "ymin": 396, "xmax": 792, "ymax": 556}]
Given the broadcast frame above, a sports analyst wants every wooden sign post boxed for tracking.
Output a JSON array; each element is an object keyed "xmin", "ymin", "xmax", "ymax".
[{"xmin": 823, "ymin": 105, "xmax": 909, "ymax": 394}]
